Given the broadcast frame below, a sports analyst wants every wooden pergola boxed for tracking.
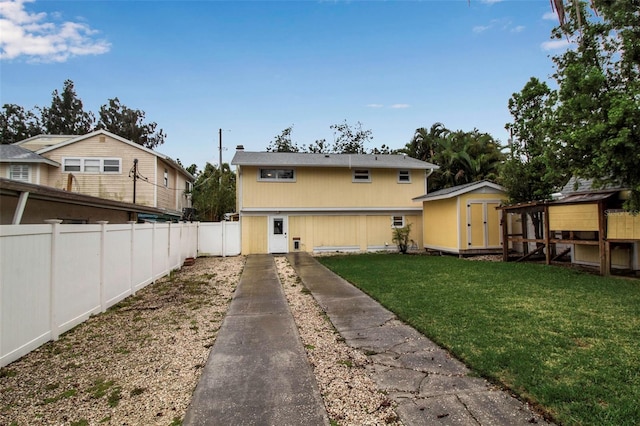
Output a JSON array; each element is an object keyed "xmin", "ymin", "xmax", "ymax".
[{"xmin": 498, "ymin": 191, "xmax": 620, "ymax": 276}]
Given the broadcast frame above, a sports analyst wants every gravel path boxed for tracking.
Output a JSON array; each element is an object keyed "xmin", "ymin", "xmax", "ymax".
[{"xmin": 1, "ymin": 255, "xmax": 402, "ymax": 425}]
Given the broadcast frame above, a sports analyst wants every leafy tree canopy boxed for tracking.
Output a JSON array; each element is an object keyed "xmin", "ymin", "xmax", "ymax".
[
  {"xmin": 401, "ymin": 123, "xmax": 504, "ymax": 192},
  {"xmin": 266, "ymin": 121, "xmax": 390, "ymax": 154},
  {"xmin": 190, "ymin": 162, "xmax": 236, "ymax": 222},
  {"xmin": 40, "ymin": 79, "xmax": 95, "ymax": 135},
  {"xmin": 0, "ymin": 80, "xmax": 167, "ymax": 150},
  {"xmin": 97, "ymin": 97, "xmax": 166, "ymax": 149},
  {"xmin": 0, "ymin": 104, "xmax": 42, "ymax": 144}
]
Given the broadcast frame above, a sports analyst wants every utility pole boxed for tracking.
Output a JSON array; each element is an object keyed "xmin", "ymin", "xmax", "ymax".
[{"xmin": 132, "ymin": 158, "xmax": 138, "ymax": 204}]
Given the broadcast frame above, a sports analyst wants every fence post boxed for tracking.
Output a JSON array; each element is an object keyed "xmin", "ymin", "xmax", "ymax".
[
  {"xmin": 222, "ymin": 220, "xmax": 226, "ymax": 258},
  {"xmin": 44, "ymin": 219, "xmax": 63, "ymax": 341},
  {"xmin": 128, "ymin": 221, "xmax": 136, "ymax": 295},
  {"xmin": 97, "ymin": 221, "xmax": 109, "ymax": 312}
]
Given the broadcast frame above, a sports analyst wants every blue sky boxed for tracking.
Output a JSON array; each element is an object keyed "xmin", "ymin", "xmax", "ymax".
[{"xmin": 0, "ymin": 0, "xmax": 567, "ymax": 170}]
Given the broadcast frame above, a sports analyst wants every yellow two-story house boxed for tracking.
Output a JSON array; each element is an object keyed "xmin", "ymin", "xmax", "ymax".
[{"xmin": 231, "ymin": 148, "xmax": 439, "ymax": 254}]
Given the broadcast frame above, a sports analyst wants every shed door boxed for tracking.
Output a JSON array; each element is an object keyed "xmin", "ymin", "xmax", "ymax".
[
  {"xmin": 268, "ymin": 216, "xmax": 289, "ymax": 253},
  {"xmin": 467, "ymin": 201, "xmax": 503, "ymax": 249},
  {"xmin": 468, "ymin": 203, "xmax": 486, "ymax": 248}
]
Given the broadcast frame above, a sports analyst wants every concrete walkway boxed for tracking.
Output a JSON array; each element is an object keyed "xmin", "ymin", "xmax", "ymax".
[
  {"xmin": 183, "ymin": 254, "xmax": 329, "ymax": 425},
  {"xmin": 287, "ymin": 252, "xmax": 552, "ymax": 425}
]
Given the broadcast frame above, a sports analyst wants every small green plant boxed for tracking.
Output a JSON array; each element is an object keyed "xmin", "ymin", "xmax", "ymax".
[
  {"xmin": 44, "ymin": 389, "xmax": 77, "ymax": 404},
  {"xmin": 130, "ymin": 387, "xmax": 146, "ymax": 397},
  {"xmin": 392, "ymin": 224, "xmax": 412, "ymax": 254},
  {"xmin": 169, "ymin": 416, "xmax": 182, "ymax": 425},
  {"xmin": 0, "ymin": 368, "xmax": 17, "ymax": 378},
  {"xmin": 337, "ymin": 359, "xmax": 353, "ymax": 368},
  {"xmin": 304, "ymin": 344, "xmax": 315, "ymax": 350},
  {"xmin": 89, "ymin": 378, "xmax": 114, "ymax": 399},
  {"xmin": 70, "ymin": 420, "xmax": 89, "ymax": 426},
  {"xmin": 108, "ymin": 387, "xmax": 122, "ymax": 407}
]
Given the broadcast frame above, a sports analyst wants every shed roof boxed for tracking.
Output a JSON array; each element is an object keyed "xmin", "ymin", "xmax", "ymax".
[
  {"xmin": 231, "ymin": 151, "xmax": 439, "ymax": 170},
  {"xmin": 412, "ymin": 180, "xmax": 505, "ymax": 202},
  {"xmin": 0, "ymin": 145, "xmax": 60, "ymax": 167}
]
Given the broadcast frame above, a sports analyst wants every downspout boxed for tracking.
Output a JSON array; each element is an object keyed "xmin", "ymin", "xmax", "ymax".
[{"xmin": 424, "ymin": 168, "xmax": 434, "ymax": 194}]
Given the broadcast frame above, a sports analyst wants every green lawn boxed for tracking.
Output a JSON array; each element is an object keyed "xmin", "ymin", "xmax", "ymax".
[{"xmin": 317, "ymin": 254, "xmax": 640, "ymax": 426}]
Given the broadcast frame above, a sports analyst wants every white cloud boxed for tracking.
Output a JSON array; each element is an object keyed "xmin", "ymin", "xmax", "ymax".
[
  {"xmin": 473, "ymin": 25, "xmax": 491, "ymax": 34},
  {"xmin": 541, "ymin": 38, "xmax": 573, "ymax": 51},
  {"xmin": 0, "ymin": 0, "xmax": 110, "ymax": 62},
  {"xmin": 366, "ymin": 103, "xmax": 384, "ymax": 108},
  {"xmin": 542, "ymin": 11, "xmax": 558, "ymax": 21},
  {"xmin": 390, "ymin": 104, "xmax": 410, "ymax": 109},
  {"xmin": 511, "ymin": 25, "xmax": 525, "ymax": 33},
  {"xmin": 481, "ymin": 0, "xmax": 504, "ymax": 4}
]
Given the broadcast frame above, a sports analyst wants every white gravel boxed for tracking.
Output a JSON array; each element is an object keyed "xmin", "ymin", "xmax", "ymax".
[{"xmin": 0, "ymin": 255, "xmax": 401, "ymax": 426}]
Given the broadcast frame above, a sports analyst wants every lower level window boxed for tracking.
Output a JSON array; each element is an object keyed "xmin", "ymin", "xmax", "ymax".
[
  {"xmin": 392, "ymin": 215, "xmax": 405, "ymax": 228},
  {"xmin": 9, "ymin": 164, "xmax": 29, "ymax": 182}
]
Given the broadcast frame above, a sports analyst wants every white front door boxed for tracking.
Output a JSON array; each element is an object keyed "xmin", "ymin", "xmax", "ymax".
[{"xmin": 268, "ymin": 216, "xmax": 288, "ymax": 253}]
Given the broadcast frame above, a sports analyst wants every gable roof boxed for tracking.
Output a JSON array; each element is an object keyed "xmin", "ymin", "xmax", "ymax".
[
  {"xmin": 412, "ymin": 180, "xmax": 505, "ymax": 202},
  {"xmin": 13, "ymin": 135, "xmax": 75, "ymax": 151},
  {"xmin": 0, "ymin": 144, "xmax": 60, "ymax": 167},
  {"xmin": 32, "ymin": 129, "xmax": 195, "ymax": 181},
  {"xmin": 559, "ymin": 176, "xmax": 627, "ymax": 196},
  {"xmin": 231, "ymin": 151, "xmax": 439, "ymax": 170}
]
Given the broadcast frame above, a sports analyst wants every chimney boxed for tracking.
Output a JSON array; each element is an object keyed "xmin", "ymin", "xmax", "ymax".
[{"xmin": 236, "ymin": 145, "xmax": 244, "ymax": 151}]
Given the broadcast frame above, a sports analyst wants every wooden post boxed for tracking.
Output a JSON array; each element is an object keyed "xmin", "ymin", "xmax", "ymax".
[
  {"xmin": 501, "ymin": 209, "xmax": 509, "ymax": 262},
  {"xmin": 544, "ymin": 204, "xmax": 551, "ymax": 265},
  {"xmin": 598, "ymin": 201, "xmax": 610, "ymax": 276},
  {"xmin": 521, "ymin": 213, "xmax": 529, "ymax": 255}
]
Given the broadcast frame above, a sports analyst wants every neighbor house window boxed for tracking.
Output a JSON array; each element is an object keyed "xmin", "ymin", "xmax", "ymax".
[
  {"xmin": 352, "ymin": 169, "xmax": 371, "ymax": 182},
  {"xmin": 392, "ymin": 216, "xmax": 405, "ymax": 228},
  {"xmin": 9, "ymin": 164, "xmax": 29, "ymax": 182},
  {"xmin": 164, "ymin": 169, "xmax": 168, "ymax": 187},
  {"xmin": 62, "ymin": 157, "xmax": 121, "ymax": 173},
  {"xmin": 398, "ymin": 170, "xmax": 411, "ymax": 183},
  {"xmin": 259, "ymin": 168, "xmax": 296, "ymax": 181}
]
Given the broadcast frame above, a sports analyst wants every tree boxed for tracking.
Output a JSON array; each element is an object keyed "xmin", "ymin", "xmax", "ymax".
[
  {"xmin": 331, "ymin": 120, "xmax": 373, "ymax": 154},
  {"xmin": 503, "ymin": 77, "xmax": 564, "ymax": 203},
  {"xmin": 402, "ymin": 122, "xmax": 448, "ymax": 163},
  {"xmin": 40, "ymin": 80, "xmax": 95, "ymax": 135},
  {"xmin": 547, "ymin": 0, "xmax": 640, "ymax": 211},
  {"xmin": 404, "ymin": 125, "xmax": 504, "ymax": 192},
  {"xmin": 97, "ymin": 97, "xmax": 166, "ymax": 149},
  {"xmin": 266, "ymin": 126, "xmax": 299, "ymax": 152},
  {"xmin": 190, "ymin": 162, "xmax": 236, "ymax": 222},
  {"xmin": 0, "ymin": 104, "xmax": 43, "ymax": 144}
]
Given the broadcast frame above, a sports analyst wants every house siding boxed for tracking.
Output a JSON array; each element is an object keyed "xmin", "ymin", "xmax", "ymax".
[
  {"xmin": 239, "ymin": 166, "xmax": 426, "ymax": 209},
  {"xmin": 241, "ymin": 214, "xmax": 424, "ymax": 255},
  {"xmin": 36, "ymin": 133, "xmax": 190, "ymax": 213}
]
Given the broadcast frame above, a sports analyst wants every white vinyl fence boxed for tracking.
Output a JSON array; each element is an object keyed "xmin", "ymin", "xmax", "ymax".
[
  {"xmin": 197, "ymin": 221, "xmax": 241, "ymax": 256},
  {"xmin": 0, "ymin": 220, "xmax": 240, "ymax": 368}
]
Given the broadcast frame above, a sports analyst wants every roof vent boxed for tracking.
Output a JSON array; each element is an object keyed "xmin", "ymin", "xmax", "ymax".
[{"xmin": 236, "ymin": 145, "xmax": 244, "ymax": 150}]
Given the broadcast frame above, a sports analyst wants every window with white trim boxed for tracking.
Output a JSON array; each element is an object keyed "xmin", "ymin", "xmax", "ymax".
[
  {"xmin": 62, "ymin": 157, "xmax": 121, "ymax": 173},
  {"xmin": 398, "ymin": 170, "xmax": 411, "ymax": 183},
  {"xmin": 352, "ymin": 169, "xmax": 371, "ymax": 182},
  {"xmin": 164, "ymin": 169, "xmax": 169, "ymax": 187},
  {"xmin": 258, "ymin": 168, "xmax": 296, "ymax": 181},
  {"xmin": 392, "ymin": 215, "xmax": 405, "ymax": 228},
  {"xmin": 9, "ymin": 164, "xmax": 29, "ymax": 182}
]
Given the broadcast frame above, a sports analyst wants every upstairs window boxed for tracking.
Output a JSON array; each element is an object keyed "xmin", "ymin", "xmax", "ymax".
[
  {"xmin": 9, "ymin": 164, "xmax": 29, "ymax": 182},
  {"xmin": 62, "ymin": 157, "xmax": 121, "ymax": 173},
  {"xmin": 259, "ymin": 168, "xmax": 296, "ymax": 181},
  {"xmin": 352, "ymin": 169, "xmax": 371, "ymax": 182},
  {"xmin": 164, "ymin": 169, "xmax": 169, "ymax": 187},
  {"xmin": 398, "ymin": 170, "xmax": 411, "ymax": 183}
]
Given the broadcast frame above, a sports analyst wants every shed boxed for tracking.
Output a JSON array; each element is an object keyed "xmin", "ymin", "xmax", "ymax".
[{"xmin": 413, "ymin": 180, "xmax": 507, "ymax": 255}]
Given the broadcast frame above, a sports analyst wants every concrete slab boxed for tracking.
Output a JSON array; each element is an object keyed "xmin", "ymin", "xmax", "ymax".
[
  {"xmin": 183, "ymin": 255, "xmax": 329, "ymax": 426},
  {"xmin": 287, "ymin": 252, "xmax": 553, "ymax": 426}
]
